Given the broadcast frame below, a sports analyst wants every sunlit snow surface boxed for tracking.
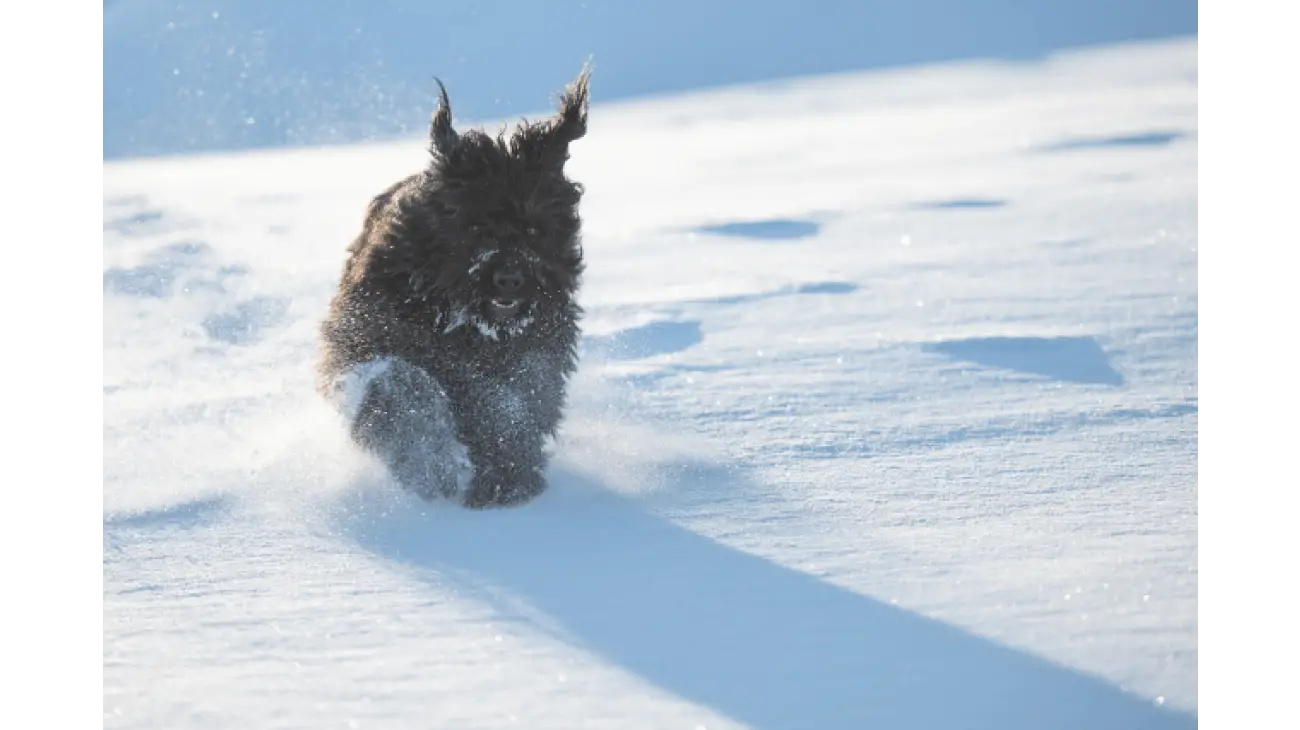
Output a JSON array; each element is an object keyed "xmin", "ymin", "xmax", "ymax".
[{"xmin": 104, "ymin": 39, "xmax": 1197, "ymax": 729}]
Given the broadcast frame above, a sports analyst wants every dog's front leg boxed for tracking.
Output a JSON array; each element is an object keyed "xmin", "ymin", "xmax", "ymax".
[{"xmin": 336, "ymin": 357, "xmax": 475, "ymax": 502}]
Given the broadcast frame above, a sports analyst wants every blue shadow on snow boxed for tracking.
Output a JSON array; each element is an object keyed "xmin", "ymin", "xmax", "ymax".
[
  {"xmin": 694, "ymin": 218, "xmax": 822, "ymax": 241},
  {"xmin": 582, "ymin": 320, "xmax": 705, "ymax": 361},
  {"xmin": 201, "ymin": 296, "xmax": 292, "ymax": 345},
  {"xmin": 103, "ymin": 494, "xmax": 232, "ymax": 532},
  {"xmin": 580, "ymin": 280, "xmax": 860, "ymax": 362},
  {"xmin": 342, "ymin": 468, "xmax": 1191, "ymax": 730},
  {"xmin": 1036, "ymin": 130, "xmax": 1187, "ymax": 152},
  {"xmin": 912, "ymin": 198, "xmax": 1008, "ymax": 210},
  {"xmin": 701, "ymin": 280, "xmax": 859, "ymax": 308},
  {"xmin": 926, "ymin": 336, "xmax": 1124, "ymax": 386}
]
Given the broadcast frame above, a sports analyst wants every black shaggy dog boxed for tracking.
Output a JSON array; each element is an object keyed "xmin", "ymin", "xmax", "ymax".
[{"xmin": 317, "ymin": 67, "xmax": 590, "ymax": 508}]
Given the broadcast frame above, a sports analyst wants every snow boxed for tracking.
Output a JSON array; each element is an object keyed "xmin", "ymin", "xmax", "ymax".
[{"xmin": 103, "ymin": 37, "xmax": 1197, "ymax": 728}]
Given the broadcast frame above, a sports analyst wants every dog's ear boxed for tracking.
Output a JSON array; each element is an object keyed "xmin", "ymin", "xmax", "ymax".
[
  {"xmin": 541, "ymin": 64, "xmax": 590, "ymax": 165},
  {"xmin": 429, "ymin": 78, "xmax": 459, "ymax": 158}
]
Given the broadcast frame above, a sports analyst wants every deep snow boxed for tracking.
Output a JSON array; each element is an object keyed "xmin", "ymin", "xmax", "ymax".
[{"xmin": 103, "ymin": 37, "xmax": 1197, "ymax": 728}]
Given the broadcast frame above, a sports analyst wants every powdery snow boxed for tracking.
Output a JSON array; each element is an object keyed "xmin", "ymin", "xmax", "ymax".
[{"xmin": 103, "ymin": 38, "xmax": 1197, "ymax": 729}]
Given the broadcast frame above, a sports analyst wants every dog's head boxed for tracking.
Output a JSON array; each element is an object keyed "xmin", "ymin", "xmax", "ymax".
[{"xmin": 414, "ymin": 66, "xmax": 590, "ymax": 340}]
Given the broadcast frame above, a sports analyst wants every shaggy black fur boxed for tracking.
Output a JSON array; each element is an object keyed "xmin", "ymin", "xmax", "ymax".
[{"xmin": 318, "ymin": 67, "xmax": 590, "ymax": 508}]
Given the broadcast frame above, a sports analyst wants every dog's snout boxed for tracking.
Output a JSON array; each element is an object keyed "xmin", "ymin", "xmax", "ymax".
[{"xmin": 493, "ymin": 267, "xmax": 525, "ymax": 294}]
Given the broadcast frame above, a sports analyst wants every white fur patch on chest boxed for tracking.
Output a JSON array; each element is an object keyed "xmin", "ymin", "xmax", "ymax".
[{"xmin": 442, "ymin": 304, "xmax": 535, "ymax": 340}]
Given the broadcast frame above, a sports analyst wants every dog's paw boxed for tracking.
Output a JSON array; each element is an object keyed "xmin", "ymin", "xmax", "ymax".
[
  {"xmin": 389, "ymin": 443, "xmax": 475, "ymax": 503},
  {"xmin": 463, "ymin": 465, "xmax": 547, "ymax": 509}
]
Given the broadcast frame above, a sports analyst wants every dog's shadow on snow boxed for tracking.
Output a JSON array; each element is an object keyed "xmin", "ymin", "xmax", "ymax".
[{"xmin": 340, "ymin": 468, "xmax": 1192, "ymax": 730}]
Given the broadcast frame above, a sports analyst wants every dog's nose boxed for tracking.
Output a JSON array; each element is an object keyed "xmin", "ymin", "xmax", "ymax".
[{"xmin": 493, "ymin": 267, "xmax": 525, "ymax": 294}]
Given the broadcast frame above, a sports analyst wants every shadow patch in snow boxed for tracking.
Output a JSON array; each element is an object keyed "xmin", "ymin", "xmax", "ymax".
[
  {"xmin": 791, "ymin": 281, "xmax": 857, "ymax": 295},
  {"xmin": 104, "ymin": 494, "xmax": 231, "ymax": 532},
  {"xmin": 926, "ymin": 336, "xmax": 1123, "ymax": 386},
  {"xmin": 1036, "ymin": 130, "xmax": 1186, "ymax": 153},
  {"xmin": 694, "ymin": 218, "xmax": 822, "ymax": 241},
  {"xmin": 201, "ymin": 296, "xmax": 292, "ymax": 345},
  {"xmin": 104, "ymin": 208, "xmax": 163, "ymax": 229},
  {"xmin": 703, "ymin": 280, "xmax": 859, "ymax": 307},
  {"xmin": 586, "ymin": 281, "xmax": 859, "ymax": 364},
  {"xmin": 103, "ymin": 240, "xmax": 228, "ymax": 298},
  {"xmin": 341, "ymin": 467, "xmax": 1193, "ymax": 730},
  {"xmin": 584, "ymin": 320, "xmax": 704, "ymax": 361},
  {"xmin": 912, "ymin": 198, "xmax": 1008, "ymax": 210}
]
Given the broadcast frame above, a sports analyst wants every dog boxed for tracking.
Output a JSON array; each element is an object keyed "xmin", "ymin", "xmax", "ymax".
[{"xmin": 317, "ymin": 67, "xmax": 590, "ymax": 508}]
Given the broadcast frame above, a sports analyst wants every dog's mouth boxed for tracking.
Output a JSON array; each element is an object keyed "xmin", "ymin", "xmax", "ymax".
[{"xmin": 489, "ymin": 297, "xmax": 525, "ymax": 317}]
